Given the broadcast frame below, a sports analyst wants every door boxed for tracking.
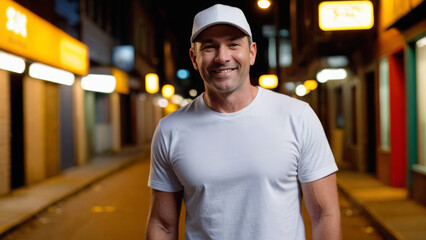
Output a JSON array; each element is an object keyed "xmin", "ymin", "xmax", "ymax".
[
  {"xmin": 365, "ymin": 71, "xmax": 377, "ymax": 173},
  {"xmin": 60, "ymin": 85, "xmax": 75, "ymax": 170},
  {"xmin": 10, "ymin": 73, "xmax": 24, "ymax": 189}
]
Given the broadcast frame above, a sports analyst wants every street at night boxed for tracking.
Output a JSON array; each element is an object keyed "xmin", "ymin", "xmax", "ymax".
[{"xmin": 2, "ymin": 157, "xmax": 383, "ymax": 240}]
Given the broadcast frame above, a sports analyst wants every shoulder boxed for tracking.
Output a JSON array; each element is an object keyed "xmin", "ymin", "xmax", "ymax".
[
  {"xmin": 157, "ymin": 96, "xmax": 202, "ymax": 131},
  {"xmin": 260, "ymin": 87, "xmax": 310, "ymax": 116}
]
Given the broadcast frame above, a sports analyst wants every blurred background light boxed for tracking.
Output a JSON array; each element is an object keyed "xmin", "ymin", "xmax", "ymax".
[
  {"xmin": 164, "ymin": 103, "xmax": 179, "ymax": 115},
  {"xmin": 295, "ymin": 84, "xmax": 307, "ymax": 97},
  {"xmin": 319, "ymin": 1, "xmax": 374, "ymax": 31},
  {"xmin": 327, "ymin": 55, "xmax": 349, "ymax": 67},
  {"xmin": 112, "ymin": 45, "xmax": 134, "ymax": 72},
  {"xmin": 171, "ymin": 94, "xmax": 183, "ymax": 105},
  {"xmin": 316, "ymin": 68, "xmax": 347, "ymax": 83},
  {"xmin": 145, "ymin": 73, "xmax": 159, "ymax": 94},
  {"xmin": 259, "ymin": 74, "xmax": 278, "ymax": 89},
  {"xmin": 417, "ymin": 36, "xmax": 426, "ymax": 48},
  {"xmin": 257, "ymin": 0, "xmax": 271, "ymax": 9},
  {"xmin": 81, "ymin": 74, "xmax": 116, "ymax": 93},
  {"xmin": 189, "ymin": 89, "xmax": 198, "ymax": 97},
  {"xmin": 177, "ymin": 69, "xmax": 190, "ymax": 79},
  {"xmin": 29, "ymin": 62, "xmax": 75, "ymax": 86},
  {"xmin": 157, "ymin": 97, "xmax": 168, "ymax": 108},
  {"xmin": 162, "ymin": 84, "xmax": 175, "ymax": 99},
  {"xmin": 0, "ymin": 50, "xmax": 25, "ymax": 73},
  {"xmin": 283, "ymin": 82, "xmax": 295, "ymax": 92},
  {"xmin": 179, "ymin": 98, "xmax": 192, "ymax": 107},
  {"xmin": 304, "ymin": 80, "xmax": 318, "ymax": 91}
]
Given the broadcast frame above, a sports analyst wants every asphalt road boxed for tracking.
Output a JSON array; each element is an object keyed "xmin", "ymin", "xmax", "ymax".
[{"xmin": 2, "ymin": 159, "xmax": 383, "ymax": 240}]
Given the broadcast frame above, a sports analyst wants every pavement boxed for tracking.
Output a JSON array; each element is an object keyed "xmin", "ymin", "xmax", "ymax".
[
  {"xmin": 0, "ymin": 144, "xmax": 150, "ymax": 238},
  {"xmin": 337, "ymin": 171, "xmax": 426, "ymax": 240},
  {"xmin": 0, "ymin": 145, "xmax": 425, "ymax": 239}
]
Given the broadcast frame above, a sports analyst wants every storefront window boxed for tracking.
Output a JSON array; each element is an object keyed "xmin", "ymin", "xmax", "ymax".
[
  {"xmin": 416, "ymin": 36, "xmax": 426, "ymax": 166},
  {"xmin": 379, "ymin": 58, "xmax": 390, "ymax": 151}
]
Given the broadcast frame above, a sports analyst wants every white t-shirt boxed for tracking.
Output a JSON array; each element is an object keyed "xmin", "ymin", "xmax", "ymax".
[{"xmin": 148, "ymin": 87, "xmax": 338, "ymax": 240}]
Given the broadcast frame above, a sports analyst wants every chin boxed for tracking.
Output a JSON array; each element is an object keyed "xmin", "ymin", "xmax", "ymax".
[{"xmin": 211, "ymin": 80, "xmax": 245, "ymax": 94}]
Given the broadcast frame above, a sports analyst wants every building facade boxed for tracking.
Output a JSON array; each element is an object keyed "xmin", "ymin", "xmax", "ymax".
[{"xmin": 0, "ymin": 0, "xmax": 174, "ymax": 196}]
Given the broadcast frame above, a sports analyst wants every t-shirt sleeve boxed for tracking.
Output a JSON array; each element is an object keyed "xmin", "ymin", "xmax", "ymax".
[
  {"xmin": 297, "ymin": 104, "xmax": 338, "ymax": 183},
  {"xmin": 148, "ymin": 122, "xmax": 183, "ymax": 192}
]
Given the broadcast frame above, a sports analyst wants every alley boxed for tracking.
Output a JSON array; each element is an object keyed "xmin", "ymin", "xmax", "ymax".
[{"xmin": 2, "ymin": 159, "xmax": 383, "ymax": 240}]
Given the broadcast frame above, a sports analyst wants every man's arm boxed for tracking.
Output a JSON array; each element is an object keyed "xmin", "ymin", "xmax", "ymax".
[
  {"xmin": 301, "ymin": 173, "xmax": 342, "ymax": 240},
  {"xmin": 146, "ymin": 189, "xmax": 183, "ymax": 240}
]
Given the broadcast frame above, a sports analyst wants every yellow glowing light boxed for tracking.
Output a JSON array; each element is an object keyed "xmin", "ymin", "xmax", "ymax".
[
  {"xmin": 145, "ymin": 73, "xmax": 159, "ymax": 94},
  {"xmin": 259, "ymin": 74, "xmax": 278, "ymax": 89},
  {"xmin": 258, "ymin": 0, "xmax": 271, "ymax": 9},
  {"xmin": 164, "ymin": 103, "xmax": 179, "ymax": 115},
  {"xmin": 0, "ymin": 50, "xmax": 25, "ymax": 73},
  {"xmin": 319, "ymin": 1, "xmax": 374, "ymax": 31},
  {"xmin": 29, "ymin": 62, "xmax": 75, "ymax": 86},
  {"xmin": 59, "ymin": 37, "xmax": 89, "ymax": 76},
  {"xmin": 81, "ymin": 74, "xmax": 116, "ymax": 93},
  {"xmin": 0, "ymin": 1, "xmax": 88, "ymax": 75},
  {"xmin": 162, "ymin": 84, "xmax": 175, "ymax": 99},
  {"xmin": 111, "ymin": 67, "xmax": 129, "ymax": 94},
  {"xmin": 304, "ymin": 80, "xmax": 318, "ymax": 91}
]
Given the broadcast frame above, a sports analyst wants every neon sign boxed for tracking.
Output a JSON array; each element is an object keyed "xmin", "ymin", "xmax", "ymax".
[{"xmin": 319, "ymin": 1, "xmax": 374, "ymax": 31}]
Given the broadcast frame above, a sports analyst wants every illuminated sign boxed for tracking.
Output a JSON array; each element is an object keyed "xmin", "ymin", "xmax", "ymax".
[
  {"xmin": 111, "ymin": 67, "xmax": 129, "ymax": 94},
  {"xmin": 319, "ymin": 1, "xmax": 374, "ymax": 31},
  {"xmin": 6, "ymin": 6, "xmax": 27, "ymax": 38},
  {"xmin": 0, "ymin": 0, "xmax": 88, "ymax": 75}
]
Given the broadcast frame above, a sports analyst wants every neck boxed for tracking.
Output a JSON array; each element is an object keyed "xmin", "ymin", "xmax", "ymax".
[{"xmin": 203, "ymin": 84, "xmax": 258, "ymax": 113}]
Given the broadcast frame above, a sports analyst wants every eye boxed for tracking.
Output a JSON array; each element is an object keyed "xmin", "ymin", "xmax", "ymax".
[
  {"xmin": 229, "ymin": 43, "xmax": 240, "ymax": 48},
  {"xmin": 201, "ymin": 44, "xmax": 215, "ymax": 51}
]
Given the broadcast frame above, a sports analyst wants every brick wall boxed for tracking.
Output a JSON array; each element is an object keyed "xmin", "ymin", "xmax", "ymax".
[{"xmin": 0, "ymin": 70, "xmax": 10, "ymax": 195}]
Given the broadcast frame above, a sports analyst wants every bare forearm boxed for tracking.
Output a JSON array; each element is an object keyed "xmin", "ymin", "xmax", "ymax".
[
  {"xmin": 302, "ymin": 174, "xmax": 342, "ymax": 240},
  {"xmin": 146, "ymin": 223, "xmax": 179, "ymax": 240},
  {"xmin": 146, "ymin": 190, "xmax": 182, "ymax": 240},
  {"xmin": 311, "ymin": 214, "xmax": 342, "ymax": 240}
]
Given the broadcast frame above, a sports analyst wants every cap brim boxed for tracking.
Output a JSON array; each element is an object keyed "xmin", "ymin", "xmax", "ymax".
[{"xmin": 191, "ymin": 22, "xmax": 251, "ymax": 42}]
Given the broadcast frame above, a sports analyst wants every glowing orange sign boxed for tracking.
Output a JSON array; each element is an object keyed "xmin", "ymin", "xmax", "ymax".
[
  {"xmin": 319, "ymin": 1, "xmax": 374, "ymax": 31},
  {"xmin": 0, "ymin": 0, "xmax": 88, "ymax": 75}
]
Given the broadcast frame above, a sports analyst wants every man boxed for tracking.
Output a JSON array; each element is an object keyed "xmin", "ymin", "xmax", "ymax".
[{"xmin": 146, "ymin": 4, "xmax": 341, "ymax": 240}]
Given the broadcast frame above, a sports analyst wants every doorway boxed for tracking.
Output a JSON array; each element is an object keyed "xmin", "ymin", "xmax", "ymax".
[
  {"xmin": 10, "ymin": 73, "xmax": 25, "ymax": 189},
  {"xmin": 365, "ymin": 71, "xmax": 377, "ymax": 173}
]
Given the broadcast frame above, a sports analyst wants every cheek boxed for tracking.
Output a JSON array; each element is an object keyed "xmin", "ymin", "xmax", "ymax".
[
  {"xmin": 235, "ymin": 51, "xmax": 251, "ymax": 66},
  {"xmin": 199, "ymin": 56, "xmax": 213, "ymax": 71}
]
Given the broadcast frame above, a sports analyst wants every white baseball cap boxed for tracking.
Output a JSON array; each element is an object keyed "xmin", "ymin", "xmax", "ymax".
[{"xmin": 190, "ymin": 4, "xmax": 252, "ymax": 43}]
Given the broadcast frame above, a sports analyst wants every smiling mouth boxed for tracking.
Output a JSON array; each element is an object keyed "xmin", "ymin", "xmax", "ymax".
[{"xmin": 212, "ymin": 68, "xmax": 235, "ymax": 73}]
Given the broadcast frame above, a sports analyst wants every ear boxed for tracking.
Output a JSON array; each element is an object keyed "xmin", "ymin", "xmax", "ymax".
[
  {"xmin": 249, "ymin": 42, "xmax": 257, "ymax": 66},
  {"xmin": 189, "ymin": 48, "xmax": 199, "ymax": 70}
]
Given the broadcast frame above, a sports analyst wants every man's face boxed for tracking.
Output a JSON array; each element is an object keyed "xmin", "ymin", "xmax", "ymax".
[{"xmin": 190, "ymin": 24, "xmax": 257, "ymax": 94}]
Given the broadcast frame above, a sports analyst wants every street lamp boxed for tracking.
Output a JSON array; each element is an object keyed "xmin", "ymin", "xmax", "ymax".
[{"xmin": 257, "ymin": 0, "xmax": 271, "ymax": 9}]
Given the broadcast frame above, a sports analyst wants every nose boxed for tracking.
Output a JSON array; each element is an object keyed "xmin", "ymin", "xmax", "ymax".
[{"xmin": 215, "ymin": 45, "xmax": 231, "ymax": 64}]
